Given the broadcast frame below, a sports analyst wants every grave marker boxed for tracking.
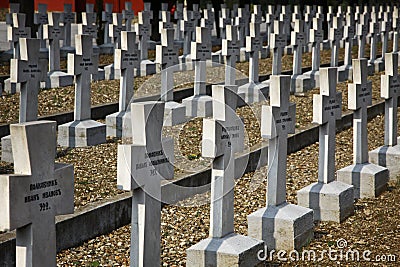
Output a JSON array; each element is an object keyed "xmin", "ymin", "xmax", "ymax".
[
  {"xmin": 135, "ymin": 10, "xmax": 156, "ymax": 76},
  {"xmin": 338, "ymin": 59, "xmax": 389, "ymax": 198},
  {"xmin": 270, "ymin": 21, "xmax": 287, "ymax": 75},
  {"xmin": 102, "ymin": 3, "xmax": 113, "ymax": 45},
  {"xmin": 248, "ymin": 75, "xmax": 314, "ymax": 250},
  {"xmin": 0, "ymin": 121, "xmax": 74, "ymax": 267},
  {"xmin": 60, "ymin": 4, "xmax": 76, "ymax": 56},
  {"xmin": 34, "ymin": 3, "xmax": 48, "ymax": 53},
  {"xmin": 104, "ymin": 13, "xmax": 124, "ymax": 80},
  {"xmin": 5, "ymin": 3, "xmax": 19, "ymax": 26},
  {"xmin": 221, "ymin": 25, "xmax": 240, "ymax": 86},
  {"xmin": 298, "ymin": 67, "xmax": 354, "ymax": 223},
  {"xmin": 329, "ymin": 17, "xmax": 343, "ymax": 67},
  {"xmin": 174, "ymin": 3, "xmax": 184, "ymax": 41},
  {"xmin": 122, "ymin": 2, "xmax": 134, "ymax": 31}
]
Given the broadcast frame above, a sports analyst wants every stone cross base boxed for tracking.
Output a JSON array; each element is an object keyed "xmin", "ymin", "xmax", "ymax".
[
  {"xmin": 239, "ymin": 47, "xmax": 249, "ymax": 62},
  {"xmin": 337, "ymin": 65, "xmax": 353, "ymax": 82},
  {"xmin": 369, "ymin": 59, "xmax": 385, "ymax": 73},
  {"xmin": 178, "ymin": 55, "xmax": 194, "ymax": 71},
  {"xmin": 140, "ymin": 60, "xmax": 156, "ymax": 76},
  {"xmin": 104, "ymin": 64, "xmax": 122, "ymax": 80},
  {"xmin": 99, "ymin": 43, "xmax": 114, "ymax": 54},
  {"xmin": 302, "ymin": 70, "xmax": 320, "ymax": 89},
  {"xmin": 247, "ymin": 203, "xmax": 314, "ymax": 251},
  {"xmin": 290, "ymin": 74, "xmax": 313, "ymax": 94},
  {"xmin": 369, "ymin": 145, "xmax": 400, "ymax": 181},
  {"xmin": 297, "ymin": 181, "xmax": 354, "ymax": 223},
  {"xmin": 182, "ymin": 95, "xmax": 213, "ymax": 118},
  {"xmin": 3, "ymin": 78, "xmax": 21, "ymax": 94},
  {"xmin": 337, "ymin": 163, "xmax": 389, "ymax": 199},
  {"xmin": 186, "ymin": 233, "xmax": 264, "ymax": 267},
  {"xmin": 261, "ymin": 46, "xmax": 269, "ymax": 59},
  {"xmin": 209, "ymin": 53, "xmax": 221, "ymax": 67},
  {"xmin": 164, "ymin": 101, "xmax": 186, "ymax": 126},
  {"xmin": 60, "ymin": 46, "xmax": 76, "ymax": 58},
  {"xmin": 46, "ymin": 71, "xmax": 74, "ymax": 88},
  {"xmin": 106, "ymin": 110, "xmax": 129, "ymax": 138},
  {"xmin": 283, "ymin": 45, "xmax": 293, "ymax": 55},
  {"xmin": 58, "ymin": 120, "xmax": 106, "ymax": 147},
  {"xmin": 92, "ymin": 68, "xmax": 105, "ymax": 81},
  {"xmin": 1, "ymin": 135, "xmax": 12, "ymax": 163},
  {"xmin": 238, "ymin": 82, "xmax": 268, "ymax": 104}
]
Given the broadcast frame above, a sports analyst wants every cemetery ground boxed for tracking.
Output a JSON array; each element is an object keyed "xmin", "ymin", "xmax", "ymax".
[{"xmin": 0, "ymin": 39, "xmax": 399, "ymax": 265}]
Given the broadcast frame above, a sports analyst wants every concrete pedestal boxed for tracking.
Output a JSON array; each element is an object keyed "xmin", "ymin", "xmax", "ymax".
[
  {"xmin": 99, "ymin": 43, "xmax": 114, "ymax": 54},
  {"xmin": 46, "ymin": 71, "xmax": 74, "ymax": 88},
  {"xmin": 1, "ymin": 135, "xmax": 12, "ymax": 163},
  {"xmin": 369, "ymin": 145, "xmax": 400, "ymax": 181},
  {"xmin": 247, "ymin": 203, "xmax": 314, "ymax": 251},
  {"xmin": 140, "ymin": 59, "xmax": 156, "ymax": 76},
  {"xmin": 337, "ymin": 65, "xmax": 352, "ymax": 82},
  {"xmin": 3, "ymin": 78, "xmax": 20, "ymax": 94},
  {"xmin": 92, "ymin": 68, "xmax": 105, "ymax": 81},
  {"xmin": 186, "ymin": 233, "xmax": 264, "ymax": 267},
  {"xmin": 60, "ymin": 46, "xmax": 75, "ymax": 58},
  {"xmin": 239, "ymin": 47, "xmax": 249, "ymax": 62},
  {"xmin": 182, "ymin": 95, "xmax": 213, "ymax": 118},
  {"xmin": 106, "ymin": 110, "xmax": 129, "ymax": 138},
  {"xmin": 58, "ymin": 120, "xmax": 106, "ymax": 147},
  {"xmin": 238, "ymin": 82, "xmax": 268, "ymax": 104},
  {"xmin": 290, "ymin": 74, "xmax": 313, "ymax": 94},
  {"xmin": 369, "ymin": 59, "xmax": 385, "ymax": 73},
  {"xmin": 178, "ymin": 55, "xmax": 193, "ymax": 71},
  {"xmin": 104, "ymin": 64, "xmax": 121, "ymax": 80},
  {"xmin": 297, "ymin": 181, "xmax": 354, "ymax": 223},
  {"xmin": 337, "ymin": 163, "xmax": 389, "ymax": 199},
  {"xmin": 164, "ymin": 101, "xmax": 186, "ymax": 126}
]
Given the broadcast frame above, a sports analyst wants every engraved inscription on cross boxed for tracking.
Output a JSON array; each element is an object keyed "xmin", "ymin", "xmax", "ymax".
[
  {"xmin": 222, "ymin": 25, "xmax": 240, "ymax": 85},
  {"xmin": 159, "ymin": 11, "xmax": 174, "ymax": 32},
  {"xmin": 117, "ymin": 102, "xmax": 173, "ymax": 266},
  {"xmin": 291, "ymin": 19, "xmax": 306, "ymax": 75},
  {"xmin": 270, "ymin": 21, "xmax": 287, "ymax": 75},
  {"xmin": 313, "ymin": 68, "xmax": 342, "ymax": 184},
  {"xmin": 34, "ymin": 4, "xmax": 48, "ymax": 49},
  {"xmin": 44, "ymin": 12, "xmax": 64, "ymax": 71},
  {"xmin": 0, "ymin": 121, "xmax": 74, "ymax": 267},
  {"xmin": 181, "ymin": 9, "xmax": 195, "ymax": 55},
  {"xmin": 78, "ymin": 12, "xmax": 98, "ymax": 40},
  {"xmin": 7, "ymin": 13, "xmax": 31, "ymax": 59},
  {"xmin": 61, "ymin": 4, "xmax": 76, "ymax": 47},
  {"xmin": 115, "ymin": 31, "xmax": 139, "ymax": 112},
  {"xmin": 68, "ymin": 34, "xmax": 99, "ymax": 121},
  {"xmin": 191, "ymin": 27, "xmax": 211, "ymax": 62},
  {"xmin": 109, "ymin": 13, "xmax": 123, "ymax": 49},
  {"xmin": 135, "ymin": 12, "xmax": 152, "ymax": 61},
  {"xmin": 348, "ymin": 59, "xmax": 372, "ymax": 164},
  {"xmin": 10, "ymin": 38, "xmax": 45, "ymax": 123},
  {"xmin": 262, "ymin": 75, "xmax": 295, "ymax": 206},
  {"xmin": 381, "ymin": 53, "xmax": 400, "ymax": 146},
  {"xmin": 156, "ymin": 28, "xmax": 178, "ymax": 102},
  {"xmin": 309, "ymin": 18, "xmax": 323, "ymax": 71},
  {"xmin": 122, "ymin": 2, "xmax": 134, "ymax": 31}
]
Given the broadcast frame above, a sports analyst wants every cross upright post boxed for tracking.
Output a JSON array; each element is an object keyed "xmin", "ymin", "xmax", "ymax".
[
  {"xmin": 61, "ymin": 4, "xmax": 76, "ymax": 50},
  {"xmin": 122, "ymin": 2, "xmax": 134, "ymax": 31},
  {"xmin": 329, "ymin": 16, "xmax": 343, "ymax": 67},
  {"xmin": 270, "ymin": 21, "xmax": 287, "ymax": 75},
  {"xmin": 102, "ymin": 3, "xmax": 113, "ymax": 45},
  {"xmin": 34, "ymin": 4, "xmax": 48, "ymax": 51},
  {"xmin": 221, "ymin": 25, "xmax": 240, "ymax": 86},
  {"xmin": 44, "ymin": 12, "xmax": 64, "ymax": 72},
  {"xmin": 0, "ymin": 121, "xmax": 74, "ymax": 267},
  {"xmin": 7, "ymin": 13, "xmax": 31, "ymax": 59},
  {"xmin": 135, "ymin": 10, "xmax": 156, "ymax": 76}
]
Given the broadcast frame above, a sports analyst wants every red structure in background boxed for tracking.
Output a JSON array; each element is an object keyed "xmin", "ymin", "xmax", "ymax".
[{"xmin": 0, "ymin": 1, "xmax": 144, "ymax": 14}]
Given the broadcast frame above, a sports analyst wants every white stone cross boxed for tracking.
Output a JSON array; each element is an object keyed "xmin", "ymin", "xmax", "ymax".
[
  {"xmin": 115, "ymin": 31, "xmax": 139, "ymax": 112},
  {"xmin": 7, "ymin": 13, "xmax": 31, "ymax": 59},
  {"xmin": 159, "ymin": 2, "xmax": 169, "ymax": 19},
  {"xmin": 222, "ymin": 25, "xmax": 240, "ymax": 85},
  {"xmin": 135, "ymin": 11, "xmax": 152, "ymax": 61},
  {"xmin": 0, "ymin": 121, "xmax": 74, "ymax": 267},
  {"xmin": 203, "ymin": 7, "xmax": 215, "ymax": 33},
  {"xmin": 109, "ymin": 13, "xmax": 123, "ymax": 49},
  {"xmin": 33, "ymin": 3, "xmax": 48, "ymax": 50},
  {"xmin": 381, "ymin": 53, "xmax": 400, "ymax": 146},
  {"xmin": 68, "ymin": 34, "xmax": 99, "ymax": 121},
  {"xmin": 181, "ymin": 9, "xmax": 195, "ymax": 55},
  {"xmin": 174, "ymin": 3, "xmax": 184, "ymax": 40},
  {"xmin": 202, "ymin": 85, "xmax": 244, "ymax": 238},
  {"xmin": 5, "ymin": 3, "xmax": 19, "ymax": 26},
  {"xmin": 309, "ymin": 17, "xmax": 323, "ymax": 72},
  {"xmin": 192, "ymin": 4, "xmax": 202, "ymax": 26},
  {"xmin": 44, "ymin": 12, "xmax": 64, "ymax": 72},
  {"xmin": 156, "ymin": 28, "xmax": 178, "ymax": 102},
  {"xmin": 78, "ymin": 12, "xmax": 98, "ymax": 40},
  {"xmin": 117, "ymin": 101, "xmax": 174, "ymax": 267},
  {"xmin": 329, "ymin": 17, "xmax": 343, "ymax": 67},
  {"xmin": 270, "ymin": 21, "xmax": 287, "ymax": 75},
  {"xmin": 235, "ymin": 8, "xmax": 248, "ymax": 47},
  {"xmin": 291, "ymin": 19, "xmax": 306, "ymax": 76},
  {"xmin": 379, "ymin": 18, "xmax": 391, "ymax": 60},
  {"xmin": 356, "ymin": 14, "xmax": 368, "ymax": 58},
  {"xmin": 348, "ymin": 59, "xmax": 372, "ymax": 164},
  {"xmin": 122, "ymin": 2, "xmax": 134, "ymax": 31},
  {"xmin": 219, "ymin": 8, "xmax": 232, "ymax": 40},
  {"xmin": 247, "ymin": 22, "xmax": 263, "ymax": 83},
  {"xmin": 343, "ymin": 24, "xmax": 355, "ymax": 68},
  {"xmin": 262, "ymin": 75, "xmax": 295, "ymax": 206},
  {"xmin": 369, "ymin": 19, "xmax": 380, "ymax": 63},
  {"xmin": 61, "ymin": 4, "xmax": 75, "ymax": 48},
  {"xmin": 10, "ymin": 38, "xmax": 45, "ymax": 123},
  {"xmin": 191, "ymin": 27, "xmax": 211, "ymax": 96},
  {"xmin": 393, "ymin": 17, "xmax": 400, "ymax": 52},
  {"xmin": 102, "ymin": 3, "xmax": 113, "ymax": 44},
  {"xmin": 313, "ymin": 67, "xmax": 342, "ymax": 184},
  {"xmin": 159, "ymin": 11, "xmax": 174, "ymax": 33}
]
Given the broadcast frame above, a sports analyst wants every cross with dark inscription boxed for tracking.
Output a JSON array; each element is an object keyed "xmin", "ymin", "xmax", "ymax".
[
  {"xmin": 192, "ymin": 4, "xmax": 202, "ymax": 26},
  {"xmin": 174, "ymin": 3, "xmax": 184, "ymax": 40},
  {"xmin": 44, "ymin": 12, "xmax": 64, "ymax": 72},
  {"xmin": 381, "ymin": 53, "xmax": 400, "ymax": 146},
  {"xmin": 191, "ymin": 27, "xmax": 212, "ymax": 96},
  {"xmin": 253, "ymin": 5, "xmax": 263, "ymax": 24},
  {"xmin": 270, "ymin": 21, "xmax": 287, "ymax": 75},
  {"xmin": 102, "ymin": 3, "xmax": 113, "ymax": 44},
  {"xmin": 115, "ymin": 31, "xmax": 139, "ymax": 113},
  {"xmin": 313, "ymin": 67, "xmax": 342, "ymax": 184},
  {"xmin": 262, "ymin": 75, "xmax": 295, "ymax": 206},
  {"xmin": 10, "ymin": 38, "xmax": 45, "ymax": 123},
  {"xmin": 379, "ymin": 18, "xmax": 391, "ymax": 60},
  {"xmin": 135, "ymin": 11, "xmax": 152, "ymax": 61},
  {"xmin": 0, "ymin": 120, "xmax": 74, "ymax": 267},
  {"xmin": 247, "ymin": 22, "xmax": 263, "ymax": 83},
  {"xmin": 329, "ymin": 16, "xmax": 343, "ymax": 67},
  {"xmin": 203, "ymin": 6, "xmax": 215, "ymax": 33},
  {"xmin": 343, "ymin": 24, "xmax": 355, "ymax": 68},
  {"xmin": 122, "ymin": 2, "xmax": 134, "ymax": 31},
  {"xmin": 159, "ymin": 2, "xmax": 169, "ymax": 19},
  {"xmin": 117, "ymin": 101, "xmax": 173, "ymax": 267},
  {"xmin": 309, "ymin": 17, "xmax": 323, "ymax": 72},
  {"xmin": 7, "ymin": 13, "xmax": 31, "ymax": 59},
  {"xmin": 61, "ymin": 4, "xmax": 76, "ymax": 48},
  {"xmin": 222, "ymin": 25, "xmax": 240, "ymax": 85},
  {"xmin": 202, "ymin": 85, "xmax": 244, "ymax": 238},
  {"xmin": 33, "ymin": 3, "xmax": 48, "ymax": 50},
  {"xmin": 181, "ymin": 9, "xmax": 195, "ymax": 55},
  {"xmin": 68, "ymin": 34, "xmax": 99, "ymax": 121},
  {"xmin": 78, "ymin": 12, "xmax": 98, "ymax": 41},
  {"xmin": 348, "ymin": 59, "xmax": 372, "ymax": 164},
  {"xmin": 235, "ymin": 8, "xmax": 248, "ymax": 47},
  {"xmin": 219, "ymin": 8, "xmax": 231, "ymax": 39},
  {"xmin": 291, "ymin": 19, "xmax": 306, "ymax": 76},
  {"xmin": 369, "ymin": 18, "xmax": 380, "ymax": 63},
  {"xmin": 156, "ymin": 28, "xmax": 178, "ymax": 102},
  {"xmin": 109, "ymin": 13, "xmax": 123, "ymax": 49},
  {"xmin": 159, "ymin": 11, "xmax": 174, "ymax": 32},
  {"xmin": 5, "ymin": 3, "xmax": 19, "ymax": 26},
  {"xmin": 356, "ymin": 14, "xmax": 368, "ymax": 58}
]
